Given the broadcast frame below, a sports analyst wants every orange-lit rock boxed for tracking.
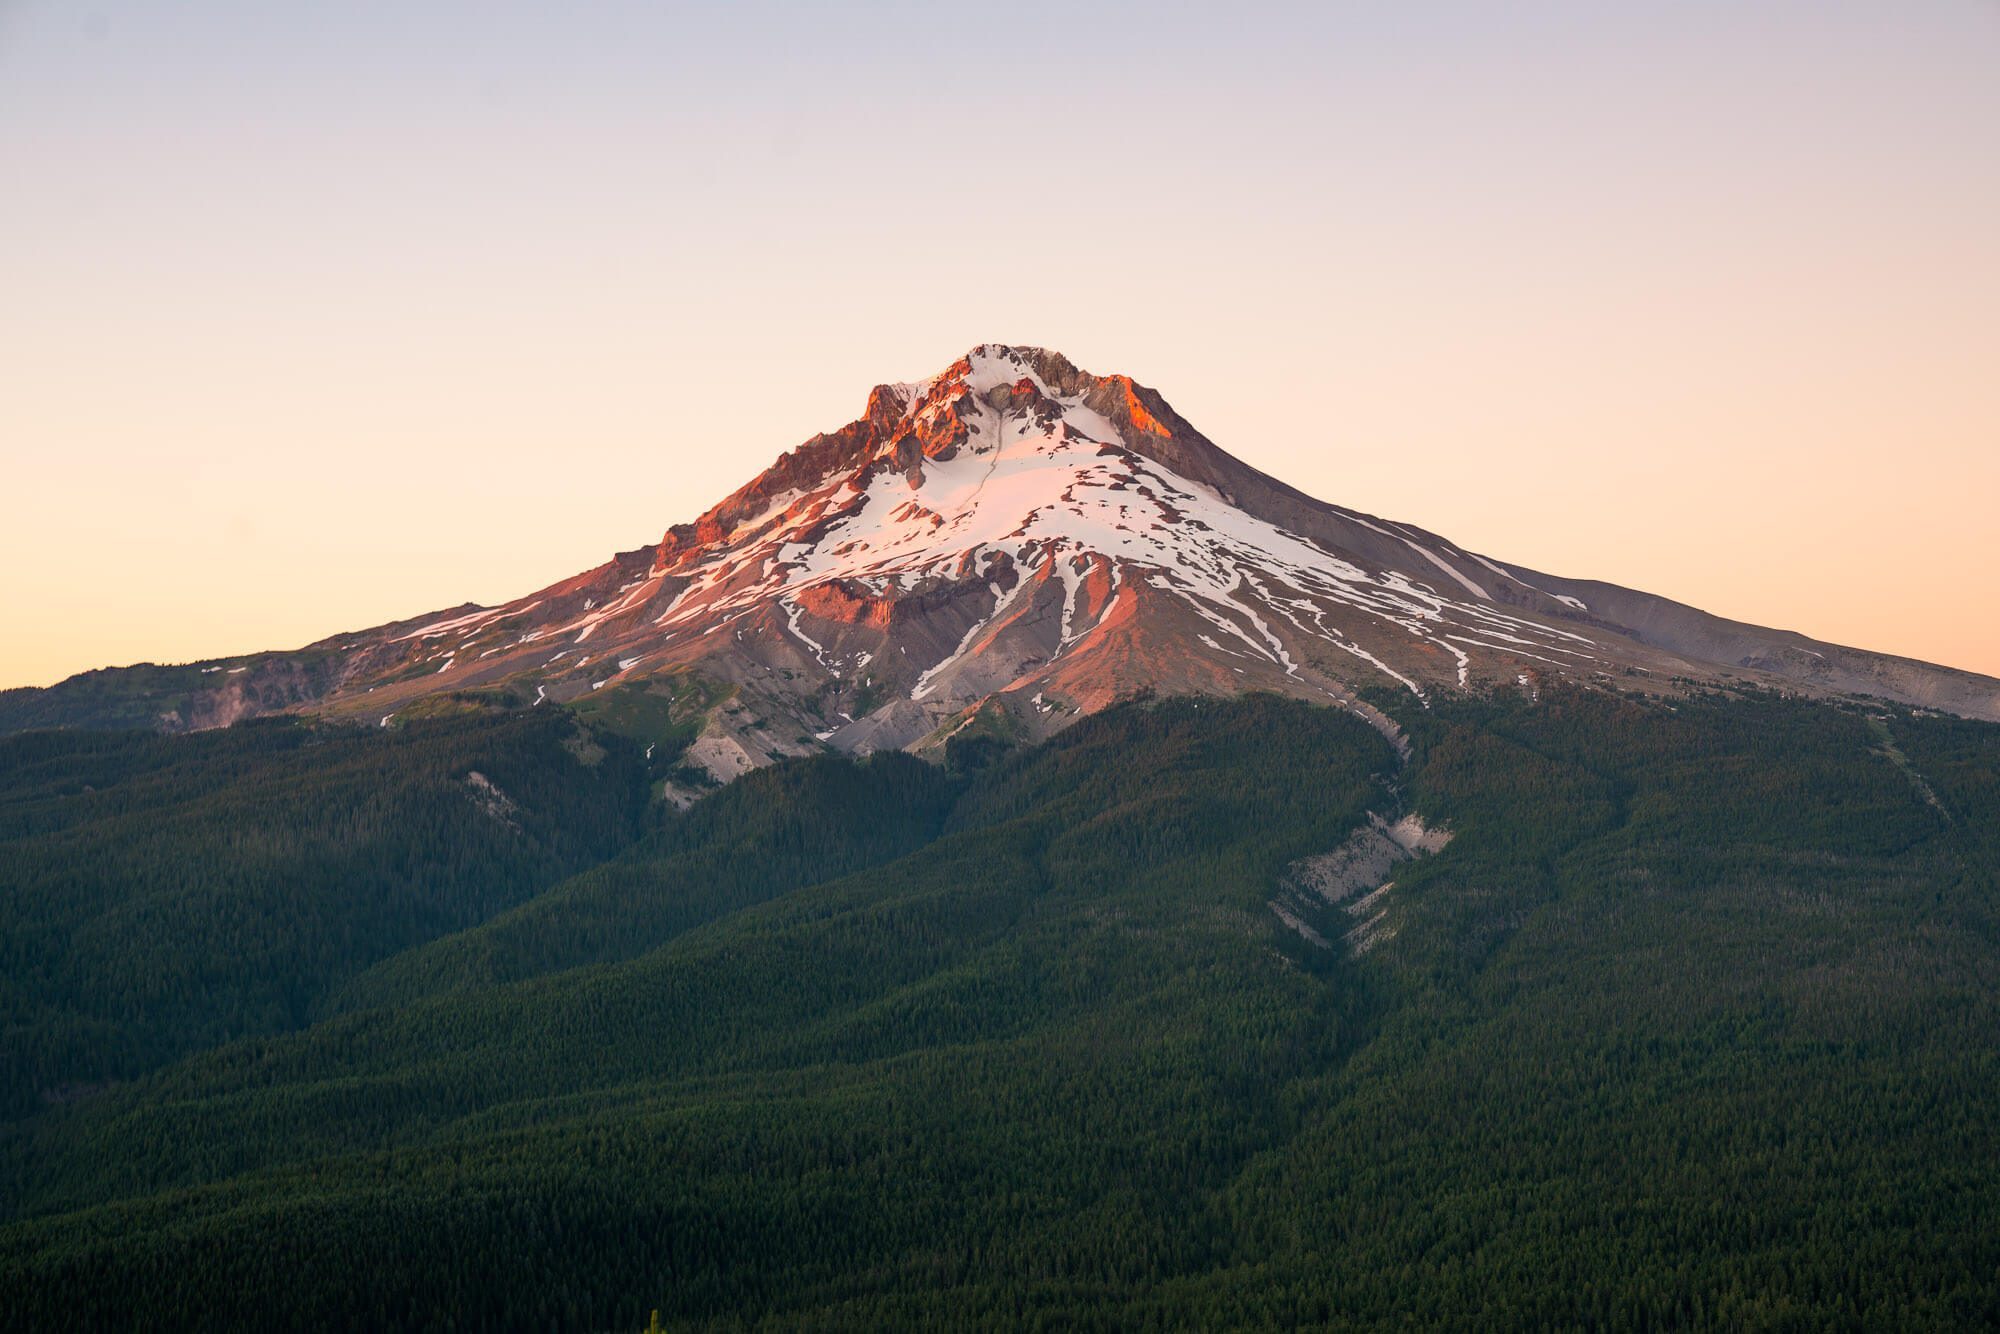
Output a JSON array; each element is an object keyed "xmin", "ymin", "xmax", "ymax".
[{"xmin": 793, "ymin": 581, "xmax": 902, "ymax": 629}]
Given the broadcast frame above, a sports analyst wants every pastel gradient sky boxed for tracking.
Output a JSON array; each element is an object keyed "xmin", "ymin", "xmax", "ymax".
[{"xmin": 4, "ymin": 1, "xmax": 1997, "ymax": 689}]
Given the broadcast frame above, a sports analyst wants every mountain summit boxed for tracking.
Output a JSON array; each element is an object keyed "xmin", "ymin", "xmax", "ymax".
[{"xmin": 8, "ymin": 344, "xmax": 1998, "ymax": 763}]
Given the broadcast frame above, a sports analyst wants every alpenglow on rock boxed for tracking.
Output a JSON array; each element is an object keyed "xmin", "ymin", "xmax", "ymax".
[{"xmin": 9, "ymin": 344, "xmax": 1998, "ymax": 769}]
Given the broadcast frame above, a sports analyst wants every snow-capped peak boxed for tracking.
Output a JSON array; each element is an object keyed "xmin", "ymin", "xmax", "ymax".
[
  {"xmin": 366, "ymin": 346, "xmax": 1625, "ymax": 751},
  {"xmin": 584, "ymin": 345, "xmax": 1609, "ymax": 725},
  {"xmin": 24, "ymin": 344, "xmax": 1995, "ymax": 761},
  {"xmin": 289, "ymin": 343, "xmax": 1998, "ymax": 785}
]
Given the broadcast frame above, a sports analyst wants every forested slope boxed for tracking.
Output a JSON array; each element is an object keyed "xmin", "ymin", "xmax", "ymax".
[
  {"xmin": 0, "ymin": 711, "xmax": 654, "ymax": 1115},
  {"xmin": 1, "ymin": 690, "xmax": 1995, "ymax": 1330}
]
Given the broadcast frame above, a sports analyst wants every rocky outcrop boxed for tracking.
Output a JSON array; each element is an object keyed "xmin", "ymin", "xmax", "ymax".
[{"xmin": 1270, "ymin": 813, "xmax": 1452, "ymax": 956}]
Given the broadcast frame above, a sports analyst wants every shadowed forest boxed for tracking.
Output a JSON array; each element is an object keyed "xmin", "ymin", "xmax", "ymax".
[{"xmin": 2, "ymin": 688, "xmax": 1996, "ymax": 1330}]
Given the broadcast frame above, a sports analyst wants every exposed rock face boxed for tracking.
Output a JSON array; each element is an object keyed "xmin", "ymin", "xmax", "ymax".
[
  {"xmin": 463, "ymin": 771, "xmax": 521, "ymax": 831},
  {"xmin": 1271, "ymin": 813, "xmax": 1453, "ymax": 957},
  {"xmin": 1283, "ymin": 822, "xmax": 1420, "ymax": 909},
  {"xmin": 10, "ymin": 344, "xmax": 1999, "ymax": 757}
]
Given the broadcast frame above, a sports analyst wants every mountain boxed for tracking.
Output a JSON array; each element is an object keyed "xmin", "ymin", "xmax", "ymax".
[
  {"xmin": 7, "ymin": 345, "xmax": 1997, "ymax": 772},
  {"xmin": 5, "ymin": 346, "xmax": 2000, "ymax": 1328}
]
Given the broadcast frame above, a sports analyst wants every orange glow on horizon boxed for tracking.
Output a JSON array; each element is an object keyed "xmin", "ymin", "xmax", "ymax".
[{"xmin": 2, "ymin": 2, "xmax": 1996, "ymax": 688}]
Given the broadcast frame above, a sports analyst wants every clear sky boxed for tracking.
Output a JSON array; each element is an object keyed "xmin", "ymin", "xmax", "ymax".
[{"xmin": 4, "ymin": 1, "xmax": 1997, "ymax": 688}]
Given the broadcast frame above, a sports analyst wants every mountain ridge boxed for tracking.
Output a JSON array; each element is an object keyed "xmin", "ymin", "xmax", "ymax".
[{"xmin": 7, "ymin": 344, "xmax": 1996, "ymax": 765}]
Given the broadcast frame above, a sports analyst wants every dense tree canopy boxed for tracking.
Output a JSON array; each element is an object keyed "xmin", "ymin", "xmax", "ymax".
[{"xmin": 1, "ymin": 689, "xmax": 1995, "ymax": 1330}]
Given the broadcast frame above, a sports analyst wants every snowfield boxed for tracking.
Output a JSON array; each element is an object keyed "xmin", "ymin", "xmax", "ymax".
[{"xmin": 626, "ymin": 346, "xmax": 1601, "ymax": 699}]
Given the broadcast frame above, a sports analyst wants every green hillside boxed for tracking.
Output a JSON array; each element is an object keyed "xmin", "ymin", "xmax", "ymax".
[
  {"xmin": 0, "ymin": 710, "xmax": 654, "ymax": 1115},
  {"xmin": 1, "ymin": 690, "xmax": 1995, "ymax": 1330}
]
